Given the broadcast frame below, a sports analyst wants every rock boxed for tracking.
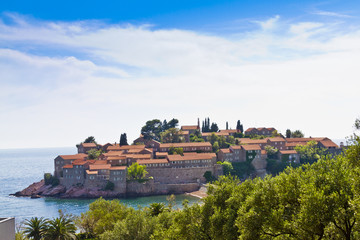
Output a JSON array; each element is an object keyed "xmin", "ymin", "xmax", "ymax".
[{"xmin": 31, "ymin": 195, "xmax": 41, "ymax": 199}]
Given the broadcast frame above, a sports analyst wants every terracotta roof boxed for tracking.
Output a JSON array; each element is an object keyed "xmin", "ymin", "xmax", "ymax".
[
  {"xmin": 89, "ymin": 164, "xmax": 111, "ymax": 170},
  {"xmin": 286, "ymin": 137, "xmax": 327, "ymax": 142},
  {"xmin": 241, "ymin": 145, "xmax": 261, "ymax": 151},
  {"xmin": 156, "ymin": 152, "xmax": 168, "ymax": 156},
  {"xmin": 181, "ymin": 131, "xmax": 189, "ymax": 135},
  {"xmin": 72, "ymin": 160, "xmax": 88, "ymax": 165},
  {"xmin": 127, "ymin": 148, "xmax": 144, "ymax": 153},
  {"xmin": 102, "ymin": 151, "xmax": 124, "ymax": 157},
  {"xmin": 267, "ymin": 137, "xmax": 286, "ymax": 142},
  {"xmin": 81, "ymin": 143, "xmax": 97, "ymax": 148},
  {"xmin": 286, "ymin": 142, "xmax": 307, "ymax": 147},
  {"xmin": 239, "ymin": 138, "xmax": 269, "ymax": 144},
  {"xmin": 220, "ymin": 148, "xmax": 231, "ymax": 153},
  {"xmin": 167, "ymin": 153, "xmax": 216, "ymax": 161},
  {"xmin": 63, "ymin": 164, "xmax": 73, "ymax": 169},
  {"xmin": 125, "ymin": 154, "xmax": 151, "ymax": 159},
  {"xmin": 245, "ymin": 128, "xmax": 256, "ymax": 132},
  {"xmin": 160, "ymin": 142, "xmax": 212, "ymax": 148},
  {"xmin": 261, "ymin": 150, "xmax": 267, "ymax": 155},
  {"xmin": 319, "ymin": 140, "xmax": 339, "ymax": 148},
  {"xmin": 181, "ymin": 125, "xmax": 199, "ymax": 130},
  {"xmin": 59, "ymin": 154, "xmax": 87, "ymax": 160},
  {"xmin": 201, "ymin": 132, "xmax": 229, "ymax": 137},
  {"xmin": 280, "ymin": 150, "xmax": 298, "ymax": 154},
  {"xmin": 267, "ymin": 128, "xmax": 276, "ymax": 131},
  {"xmin": 86, "ymin": 170, "xmax": 98, "ymax": 175},
  {"xmin": 230, "ymin": 145, "xmax": 241, "ymax": 150},
  {"xmin": 93, "ymin": 160, "xmax": 107, "ymax": 165},
  {"xmin": 110, "ymin": 166, "xmax": 127, "ymax": 170},
  {"xmin": 107, "ymin": 156, "xmax": 126, "ymax": 160},
  {"xmin": 137, "ymin": 159, "xmax": 169, "ymax": 164},
  {"xmin": 220, "ymin": 129, "xmax": 239, "ymax": 133}
]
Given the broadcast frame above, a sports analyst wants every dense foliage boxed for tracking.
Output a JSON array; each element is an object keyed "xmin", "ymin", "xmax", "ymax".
[
  {"xmin": 18, "ymin": 120, "xmax": 360, "ymax": 240},
  {"xmin": 127, "ymin": 162, "xmax": 148, "ymax": 180},
  {"xmin": 119, "ymin": 133, "xmax": 128, "ymax": 146}
]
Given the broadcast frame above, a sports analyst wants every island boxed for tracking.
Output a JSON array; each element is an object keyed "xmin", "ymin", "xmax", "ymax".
[{"xmin": 14, "ymin": 118, "xmax": 343, "ymax": 198}]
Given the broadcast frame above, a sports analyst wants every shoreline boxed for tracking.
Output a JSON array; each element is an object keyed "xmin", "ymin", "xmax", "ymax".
[{"xmin": 12, "ymin": 180, "xmax": 207, "ymax": 200}]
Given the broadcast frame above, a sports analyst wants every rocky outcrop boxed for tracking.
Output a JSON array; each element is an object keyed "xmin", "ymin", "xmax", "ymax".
[{"xmin": 12, "ymin": 180, "xmax": 200, "ymax": 199}]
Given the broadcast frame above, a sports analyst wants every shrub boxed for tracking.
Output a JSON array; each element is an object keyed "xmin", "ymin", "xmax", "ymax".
[
  {"xmin": 104, "ymin": 181, "xmax": 115, "ymax": 191},
  {"xmin": 44, "ymin": 173, "xmax": 59, "ymax": 186}
]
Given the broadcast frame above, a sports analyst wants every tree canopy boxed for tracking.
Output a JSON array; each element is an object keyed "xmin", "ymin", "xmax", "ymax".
[
  {"xmin": 119, "ymin": 133, "xmax": 128, "ymax": 146},
  {"xmin": 84, "ymin": 136, "xmax": 96, "ymax": 144},
  {"xmin": 127, "ymin": 163, "xmax": 148, "ymax": 180}
]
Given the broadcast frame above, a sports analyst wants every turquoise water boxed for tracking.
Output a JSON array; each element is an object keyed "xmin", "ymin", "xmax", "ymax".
[{"xmin": 0, "ymin": 147, "xmax": 200, "ymax": 224}]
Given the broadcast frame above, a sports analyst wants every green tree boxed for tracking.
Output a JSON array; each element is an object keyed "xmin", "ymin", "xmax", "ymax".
[
  {"xmin": 265, "ymin": 145, "xmax": 279, "ymax": 159},
  {"xmin": 210, "ymin": 123, "xmax": 219, "ymax": 132},
  {"xmin": 168, "ymin": 147, "xmax": 184, "ymax": 155},
  {"xmin": 100, "ymin": 209, "xmax": 157, "ymax": 240},
  {"xmin": 119, "ymin": 133, "xmax": 128, "ymax": 146},
  {"xmin": 295, "ymin": 140, "xmax": 326, "ymax": 164},
  {"xmin": 236, "ymin": 120, "xmax": 244, "ymax": 133},
  {"xmin": 23, "ymin": 217, "xmax": 47, "ymax": 240},
  {"xmin": 77, "ymin": 198, "xmax": 134, "ymax": 236},
  {"xmin": 160, "ymin": 128, "xmax": 184, "ymax": 143},
  {"xmin": 141, "ymin": 119, "xmax": 163, "ymax": 141},
  {"xmin": 87, "ymin": 149, "xmax": 101, "ymax": 160},
  {"xmin": 127, "ymin": 162, "xmax": 148, "ymax": 180},
  {"xmin": 291, "ymin": 129, "xmax": 304, "ymax": 138},
  {"xmin": 286, "ymin": 129, "xmax": 291, "ymax": 138},
  {"xmin": 148, "ymin": 203, "xmax": 166, "ymax": 217},
  {"xmin": 84, "ymin": 136, "xmax": 96, "ymax": 144},
  {"xmin": 221, "ymin": 161, "xmax": 234, "ymax": 175},
  {"xmin": 44, "ymin": 215, "xmax": 76, "ymax": 240},
  {"xmin": 167, "ymin": 118, "xmax": 179, "ymax": 129},
  {"xmin": 212, "ymin": 141, "xmax": 220, "ymax": 153},
  {"xmin": 271, "ymin": 130, "xmax": 280, "ymax": 137}
]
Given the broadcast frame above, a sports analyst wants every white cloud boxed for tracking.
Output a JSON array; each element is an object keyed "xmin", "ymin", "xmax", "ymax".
[
  {"xmin": 0, "ymin": 14, "xmax": 359, "ymax": 148},
  {"xmin": 313, "ymin": 10, "xmax": 353, "ymax": 18}
]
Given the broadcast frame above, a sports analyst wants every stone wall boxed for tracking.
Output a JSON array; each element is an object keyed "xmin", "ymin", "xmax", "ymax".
[
  {"xmin": 146, "ymin": 165, "xmax": 222, "ymax": 184},
  {"xmin": 126, "ymin": 179, "xmax": 200, "ymax": 197}
]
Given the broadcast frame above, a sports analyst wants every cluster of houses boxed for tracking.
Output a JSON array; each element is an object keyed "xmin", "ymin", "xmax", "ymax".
[{"xmin": 53, "ymin": 125, "xmax": 341, "ymax": 192}]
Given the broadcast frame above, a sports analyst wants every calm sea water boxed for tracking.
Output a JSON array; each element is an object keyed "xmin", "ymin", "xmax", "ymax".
[{"xmin": 0, "ymin": 147, "xmax": 199, "ymax": 224}]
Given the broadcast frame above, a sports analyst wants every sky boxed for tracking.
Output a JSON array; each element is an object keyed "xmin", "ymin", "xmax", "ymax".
[{"xmin": 1, "ymin": 0, "xmax": 360, "ymax": 148}]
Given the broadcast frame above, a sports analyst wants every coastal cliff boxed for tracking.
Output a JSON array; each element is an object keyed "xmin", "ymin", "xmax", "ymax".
[{"xmin": 13, "ymin": 179, "xmax": 201, "ymax": 199}]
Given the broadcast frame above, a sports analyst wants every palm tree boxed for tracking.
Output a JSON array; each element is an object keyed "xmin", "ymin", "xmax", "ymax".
[
  {"xmin": 148, "ymin": 202, "xmax": 166, "ymax": 216},
  {"xmin": 44, "ymin": 216, "xmax": 76, "ymax": 240},
  {"xmin": 23, "ymin": 217, "xmax": 47, "ymax": 240}
]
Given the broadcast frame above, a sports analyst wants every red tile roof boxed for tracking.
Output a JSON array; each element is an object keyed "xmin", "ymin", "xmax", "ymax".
[
  {"xmin": 220, "ymin": 148, "xmax": 231, "ymax": 153},
  {"xmin": 63, "ymin": 164, "xmax": 73, "ymax": 169},
  {"xmin": 181, "ymin": 125, "xmax": 199, "ymax": 130},
  {"xmin": 220, "ymin": 129, "xmax": 239, "ymax": 133},
  {"xmin": 266, "ymin": 137, "xmax": 286, "ymax": 142},
  {"xmin": 280, "ymin": 150, "xmax": 298, "ymax": 154},
  {"xmin": 319, "ymin": 140, "xmax": 339, "ymax": 148},
  {"xmin": 59, "ymin": 154, "xmax": 87, "ymax": 160},
  {"xmin": 81, "ymin": 143, "xmax": 97, "ymax": 148},
  {"xmin": 239, "ymin": 138, "xmax": 269, "ymax": 144},
  {"xmin": 160, "ymin": 142, "xmax": 212, "ymax": 148},
  {"xmin": 167, "ymin": 153, "xmax": 216, "ymax": 161},
  {"xmin": 201, "ymin": 132, "xmax": 229, "ymax": 137},
  {"xmin": 89, "ymin": 164, "xmax": 111, "ymax": 170},
  {"xmin": 137, "ymin": 159, "xmax": 169, "ymax": 164},
  {"xmin": 241, "ymin": 145, "xmax": 261, "ymax": 151}
]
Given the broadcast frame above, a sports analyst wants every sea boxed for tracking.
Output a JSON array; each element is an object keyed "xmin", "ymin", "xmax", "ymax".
[{"xmin": 0, "ymin": 147, "xmax": 200, "ymax": 225}]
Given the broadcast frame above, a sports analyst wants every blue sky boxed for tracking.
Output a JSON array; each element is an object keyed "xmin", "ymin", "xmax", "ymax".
[{"xmin": 0, "ymin": 1, "xmax": 359, "ymax": 148}]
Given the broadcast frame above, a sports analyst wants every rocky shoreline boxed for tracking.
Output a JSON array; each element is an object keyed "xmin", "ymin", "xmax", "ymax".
[
  {"xmin": 11, "ymin": 180, "xmax": 126, "ymax": 199},
  {"xmin": 12, "ymin": 180, "xmax": 205, "ymax": 199}
]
